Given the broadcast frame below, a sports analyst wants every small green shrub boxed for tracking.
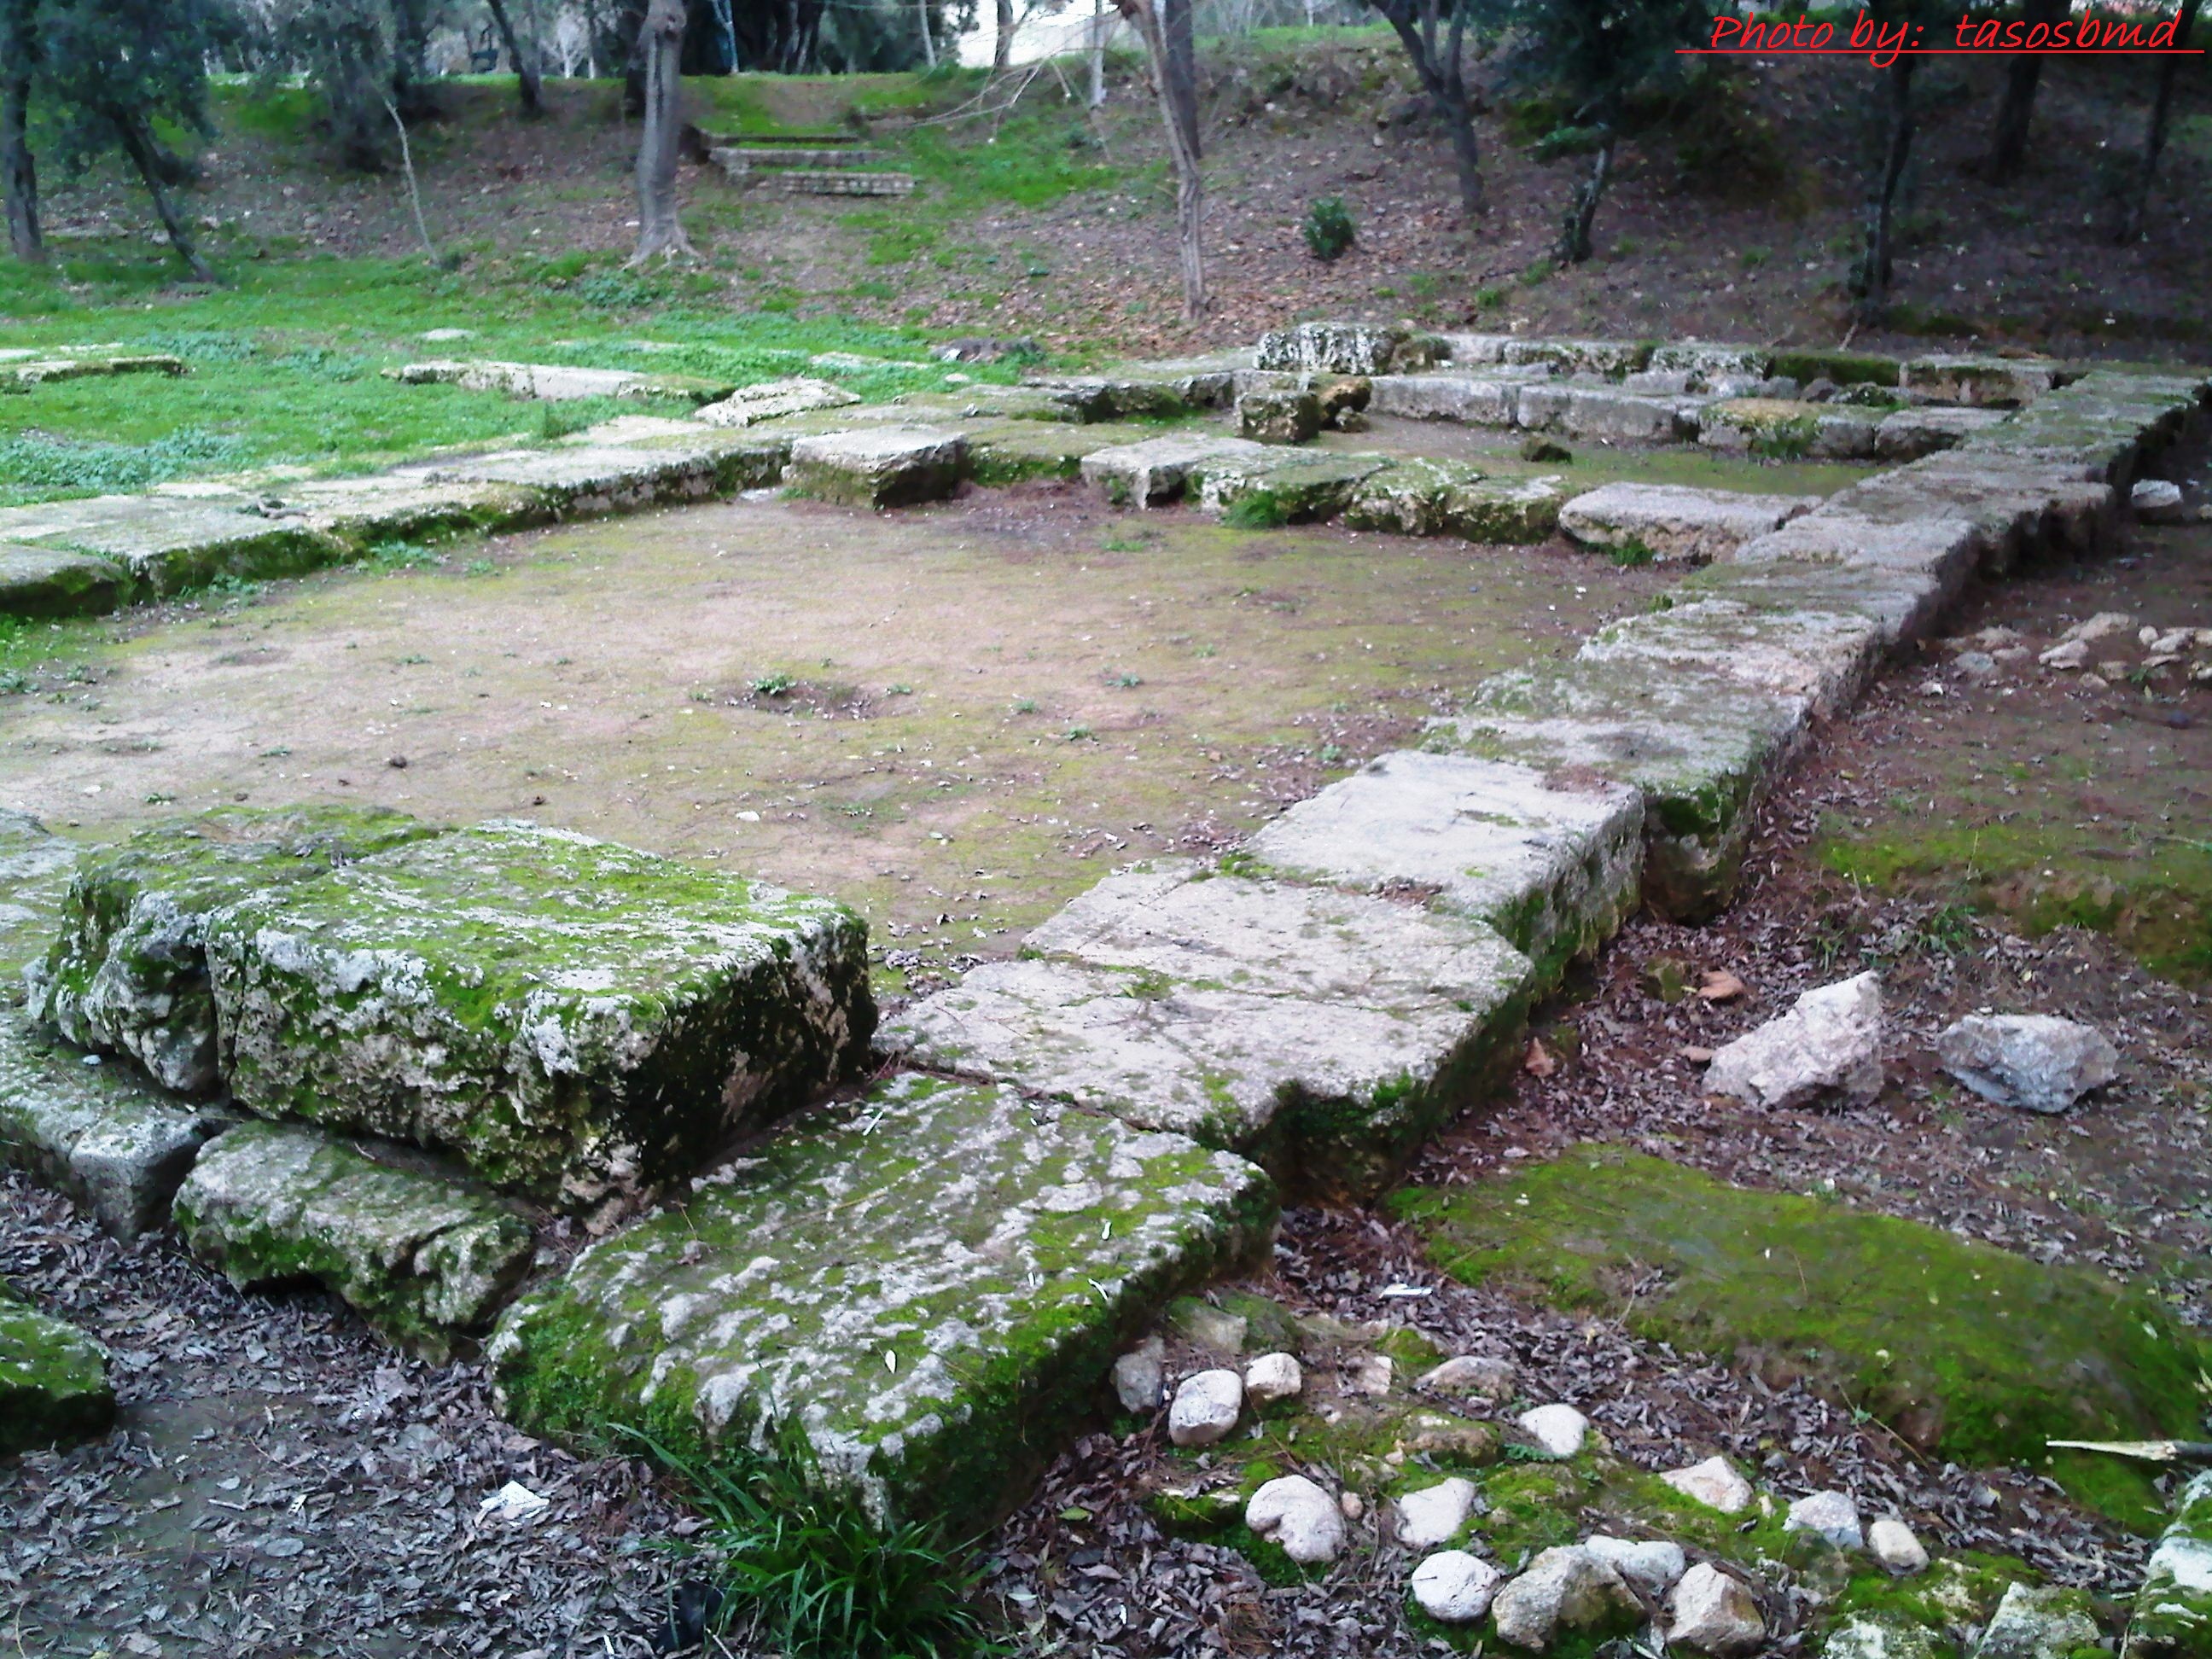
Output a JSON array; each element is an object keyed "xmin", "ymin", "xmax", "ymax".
[
  {"xmin": 1609, "ymin": 536, "xmax": 1656, "ymax": 568},
  {"xmin": 1301, "ymin": 196, "xmax": 1356, "ymax": 263},
  {"xmin": 1223, "ymin": 492, "xmax": 1288, "ymax": 528}
]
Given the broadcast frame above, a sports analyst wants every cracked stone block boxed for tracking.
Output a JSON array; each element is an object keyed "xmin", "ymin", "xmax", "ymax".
[
  {"xmin": 0, "ymin": 1010, "xmax": 228, "ymax": 1239},
  {"xmin": 26, "ymin": 806, "xmax": 442, "ymax": 1097},
  {"xmin": 489, "ymin": 1073, "xmax": 1275, "ymax": 1532},
  {"xmin": 0, "ymin": 496, "xmax": 347, "ymax": 598},
  {"xmin": 1243, "ymin": 750, "xmax": 1643, "ymax": 993},
  {"xmin": 1576, "ymin": 597, "xmax": 1886, "ymax": 718},
  {"xmin": 1899, "ymin": 355, "xmax": 2063, "ymax": 408},
  {"xmin": 963, "ymin": 420, "xmax": 1160, "ymax": 486},
  {"xmin": 426, "ymin": 433, "xmax": 782, "ymax": 515},
  {"xmin": 1560, "ymin": 388, "xmax": 1701, "ymax": 444},
  {"xmin": 1875, "ymin": 405, "xmax": 2013, "ymax": 460},
  {"xmin": 1080, "ymin": 434, "xmax": 1274, "ymax": 506},
  {"xmin": 176, "ymin": 1120, "xmax": 535, "ymax": 1360},
  {"xmin": 0, "ymin": 544, "xmax": 126, "ymax": 619},
  {"xmin": 388, "ymin": 359, "xmax": 733, "ymax": 404},
  {"xmin": 0, "ymin": 1284, "xmax": 114, "ymax": 1455},
  {"xmin": 1427, "ymin": 656, "xmax": 1815, "ymax": 921},
  {"xmin": 783, "ymin": 426, "xmax": 967, "ymax": 507},
  {"xmin": 1731, "ymin": 511, "xmax": 1987, "ymax": 616},
  {"xmin": 1366, "ymin": 375, "xmax": 1528, "ymax": 426},
  {"xmin": 1675, "ymin": 560, "xmax": 1950, "ymax": 650},
  {"xmin": 882, "ymin": 862, "xmax": 1532, "ymax": 1196},
  {"xmin": 1698, "ymin": 399, "xmax": 1885, "ymax": 460},
  {"xmin": 1819, "ymin": 454, "xmax": 2116, "ymax": 573},
  {"xmin": 204, "ymin": 822, "xmax": 876, "ymax": 1209},
  {"xmin": 2124, "ymin": 1470, "xmax": 2212, "ymax": 1659},
  {"xmin": 1500, "ymin": 338, "xmax": 1653, "ymax": 376},
  {"xmin": 1256, "ymin": 322, "xmax": 1441, "ymax": 376},
  {"xmin": 0, "ymin": 809, "xmax": 78, "ymax": 975},
  {"xmin": 1238, "ymin": 389, "xmax": 1323, "ymax": 445},
  {"xmin": 1189, "ymin": 450, "xmax": 1389, "ymax": 522},
  {"xmin": 1648, "ymin": 341, "xmax": 1773, "ymax": 384},
  {"xmin": 693, "ymin": 376, "xmax": 860, "ymax": 428},
  {"xmin": 1559, "ymin": 483, "xmax": 1821, "ymax": 564},
  {"xmin": 1348, "ymin": 464, "xmax": 1563, "ymax": 542}
]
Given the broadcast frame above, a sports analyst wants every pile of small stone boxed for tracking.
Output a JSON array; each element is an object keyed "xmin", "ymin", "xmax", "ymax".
[{"xmin": 2024, "ymin": 610, "xmax": 2212, "ymax": 689}]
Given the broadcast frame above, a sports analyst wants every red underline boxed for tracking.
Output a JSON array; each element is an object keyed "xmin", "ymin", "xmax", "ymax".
[{"xmin": 1678, "ymin": 44, "xmax": 2203, "ymax": 50}]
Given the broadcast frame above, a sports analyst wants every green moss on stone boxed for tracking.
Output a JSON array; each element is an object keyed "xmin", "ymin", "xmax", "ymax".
[{"xmin": 0, "ymin": 1284, "xmax": 114, "ymax": 1454}]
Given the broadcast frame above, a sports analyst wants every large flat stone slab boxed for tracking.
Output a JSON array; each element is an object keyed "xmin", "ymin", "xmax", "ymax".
[
  {"xmin": 0, "ymin": 1011, "xmax": 227, "ymax": 1239},
  {"xmin": 390, "ymin": 359, "xmax": 733, "ymax": 404},
  {"xmin": 204, "ymin": 822, "xmax": 875, "ymax": 1209},
  {"xmin": 1189, "ymin": 450, "xmax": 1389, "ymax": 523},
  {"xmin": 0, "ymin": 544, "xmax": 126, "ymax": 619},
  {"xmin": 0, "ymin": 809, "xmax": 78, "ymax": 976},
  {"xmin": 1697, "ymin": 398, "xmax": 1884, "ymax": 460},
  {"xmin": 269, "ymin": 475, "xmax": 546, "ymax": 548},
  {"xmin": 1346, "ymin": 463, "xmax": 1565, "ymax": 542},
  {"xmin": 1729, "ymin": 510, "xmax": 1986, "ymax": 611},
  {"xmin": 490, "ymin": 1074, "xmax": 1275, "ymax": 1531},
  {"xmin": 1559, "ymin": 482, "xmax": 1820, "ymax": 564},
  {"xmin": 1428, "ymin": 657, "xmax": 1816, "ymax": 921},
  {"xmin": 1898, "ymin": 354, "xmax": 2064, "ymax": 408},
  {"xmin": 0, "ymin": 1285, "xmax": 114, "ymax": 1455},
  {"xmin": 26, "ymin": 806, "xmax": 440, "ymax": 1096},
  {"xmin": 1366, "ymin": 374, "xmax": 1529, "ymax": 426},
  {"xmin": 783, "ymin": 426, "xmax": 966, "ymax": 507},
  {"xmin": 1256, "ymin": 322, "xmax": 1441, "ymax": 376},
  {"xmin": 1243, "ymin": 751, "xmax": 1642, "ymax": 992},
  {"xmin": 0, "ymin": 496, "xmax": 347, "ymax": 598},
  {"xmin": 428, "ymin": 430, "xmax": 786, "ymax": 514},
  {"xmin": 1873, "ymin": 405, "xmax": 2012, "ymax": 460},
  {"xmin": 882, "ymin": 862, "xmax": 1532, "ymax": 1195},
  {"xmin": 1674, "ymin": 558, "xmax": 1950, "ymax": 650},
  {"xmin": 963, "ymin": 420, "xmax": 1159, "ymax": 486},
  {"xmin": 175, "ymin": 1120, "xmax": 536, "ymax": 1361},
  {"xmin": 1575, "ymin": 597, "xmax": 1885, "ymax": 719},
  {"xmin": 1817, "ymin": 452, "xmax": 2116, "ymax": 573},
  {"xmin": 1080, "ymin": 433, "xmax": 1272, "ymax": 506},
  {"xmin": 692, "ymin": 376, "xmax": 860, "ymax": 428}
]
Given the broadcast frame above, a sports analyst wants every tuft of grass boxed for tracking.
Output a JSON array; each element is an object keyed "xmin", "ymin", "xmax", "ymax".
[
  {"xmin": 537, "ymin": 402, "xmax": 595, "ymax": 441},
  {"xmin": 1607, "ymin": 536, "xmax": 1656, "ymax": 568}
]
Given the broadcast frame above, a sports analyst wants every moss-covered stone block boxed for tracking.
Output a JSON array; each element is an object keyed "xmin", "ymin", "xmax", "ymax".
[
  {"xmin": 0, "ymin": 544, "xmax": 127, "ymax": 620},
  {"xmin": 1575, "ymin": 596, "xmax": 1885, "ymax": 720},
  {"xmin": 1770, "ymin": 349, "xmax": 1903, "ymax": 390},
  {"xmin": 783, "ymin": 426, "xmax": 967, "ymax": 507},
  {"xmin": 1345, "ymin": 458, "xmax": 1491, "ymax": 537},
  {"xmin": 1398, "ymin": 1147, "xmax": 2212, "ymax": 1528},
  {"xmin": 205, "ymin": 822, "xmax": 875, "ymax": 1209},
  {"xmin": 1700, "ymin": 398, "xmax": 1884, "ymax": 461},
  {"xmin": 26, "ymin": 806, "xmax": 440, "ymax": 1097},
  {"xmin": 1257, "ymin": 322, "xmax": 1440, "ymax": 376},
  {"xmin": 1080, "ymin": 433, "xmax": 1274, "ymax": 506},
  {"xmin": 961, "ymin": 419, "xmax": 1155, "ymax": 486},
  {"xmin": 1901, "ymin": 356, "xmax": 2063, "ymax": 410},
  {"xmin": 174, "ymin": 1119, "xmax": 534, "ymax": 1361},
  {"xmin": 488, "ymin": 1073, "xmax": 1275, "ymax": 1534},
  {"xmin": 0, "ymin": 1284, "xmax": 114, "ymax": 1456},
  {"xmin": 6, "ymin": 495, "xmax": 349, "ymax": 599},
  {"xmin": 1190, "ymin": 450, "xmax": 1390, "ymax": 524},
  {"xmin": 2126, "ymin": 1471, "xmax": 2212, "ymax": 1659}
]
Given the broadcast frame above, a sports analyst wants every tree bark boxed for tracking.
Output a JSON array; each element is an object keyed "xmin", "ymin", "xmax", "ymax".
[
  {"xmin": 1088, "ymin": 0, "xmax": 1107, "ymax": 107},
  {"xmin": 1377, "ymin": 0, "xmax": 1481, "ymax": 219},
  {"xmin": 114, "ymin": 113, "xmax": 215, "ymax": 284},
  {"xmin": 1557, "ymin": 132, "xmax": 1611, "ymax": 264},
  {"xmin": 1854, "ymin": 57, "xmax": 1916, "ymax": 324},
  {"xmin": 1164, "ymin": 0, "xmax": 1197, "ymax": 160},
  {"xmin": 916, "ymin": 0, "xmax": 936, "ymax": 65},
  {"xmin": 1115, "ymin": 0, "xmax": 1205, "ymax": 317},
  {"xmin": 630, "ymin": 0, "xmax": 693, "ymax": 264},
  {"xmin": 2117, "ymin": 0, "xmax": 2201, "ymax": 242},
  {"xmin": 3, "ymin": 66, "xmax": 38, "ymax": 264},
  {"xmin": 1986, "ymin": 0, "xmax": 2064, "ymax": 181},
  {"xmin": 486, "ymin": 0, "xmax": 545, "ymax": 116},
  {"xmin": 995, "ymin": 0, "xmax": 1015, "ymax": 67}
]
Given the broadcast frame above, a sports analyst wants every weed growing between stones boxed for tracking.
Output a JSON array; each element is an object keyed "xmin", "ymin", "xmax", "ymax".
[
  {"xmin": 631, "ymin": 1428, "xmax": 1003, "ymax": 1658},
  {"xmin": 1302, "ymin": 196, "xmax": 1357, "ymax": 262}
]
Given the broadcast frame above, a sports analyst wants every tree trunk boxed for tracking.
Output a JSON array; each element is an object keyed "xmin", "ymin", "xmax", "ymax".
[
  {"xmin": 1557, "ymin": 132, "xmax": 1611, "ymax": 264},
  {"xmin": 631, "ymin": 0, "xmax": 693, "ymax": 263},
  {"xmin": 2117, "ymin": 0, "xmax": 2201, "ymax": 242},
  {"xmin": 1378, "ymin": 0, "xmax": 1482, "ymax": 219},
  {"xmin": 3, "ymin": 66, "xmax": 38, "ymax": 264},
  {"xmin": 1115, "ymin": 0, "xmax": 1205, "ymax": 317},
  {"xmin": 115, "ymin": 114, "xmax": 215, "ymax": 284},
  {"xmin": 1854, "ymin": 58, "xmax": 1916, "ymax": 324},
  {"xmin": 995, "ymin": 0, "xmax": 1015, "ymax": 67},
  {"xmin": 916, "ymin": 0, "xmax": 936, "ymax": 66},
  {"xmin": 1985, "ymin": 0, "xmax": 2063, "ymax": 182},
  {"xmin": 486, "ymin": 0, "xmax": 545, "ymax": 115},
  {"xmin": 1088, "ymin": 0, "xmax": 1107, "ymax": 107},
  {"xmin": 1164, "ymin": 0, "xmax": 1197, "ymax": 161}
]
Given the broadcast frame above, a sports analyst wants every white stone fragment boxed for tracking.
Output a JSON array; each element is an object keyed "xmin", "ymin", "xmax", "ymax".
[
  {"xmin": 1167, "ymin": 1368, "xmax": 1243, "ymax": 1447},
  {"xmin": 1349, "ymin": 1353, "xmax": 1395, "ymax": 1396},
  {"xmin": 1518, "ymin": 1402, "xmax": 1590, "ymax": 1458},
  {"xmin": 693, "ymin": 376, "xmax": 859, "ymax": 428},
  {"xmin": 1244, "ymin": 1352, "xmax": 1303, "ymax": 1405},
  {"xmin": 1394, "ymin": 1477, "xmax": 1480, "ymax": 1549},
  {"xmin": 1662, "ymin": 1455, "xmax": 1755, "ymax": 1514},
  {"xmin": 1704, "ymin": 972, "xmax": 1884, "ymax": 1109},
  {"xmin": 2061, "ymin": 610, "xmax": 2135, "ymax": 644},
  {"xmin": 1787, "ymin": 1489, "xmax": 1866, "ymax": 1550},
  {"xmin": 1586, "ymin": 1534, "xmax": 1688, "ymax": 1595},
  {"xmin": 1412, "ymin": 1550, "xmax": 1505, "ymax": 1622},
  {"xmin": 1492, "ymin": 1545, "xmax": 1640, "ymax": 1650},
  {"xmin": 1936, "ymin": 1014, "xmax": 2118, "ymax": 1115},
  {"xmin": 2133, "ymin": 479, "xmax": 2186, "ymax": 522},
  {"xmin": 2039, "ymin": 639, "xmax": 2089, "ymax": 670},
  {"xmin": 1420, "ymin": 1353, "xmax": 1518, "ymax": 1400},
  {"xmin": 1112, "ymin": 1337, "xmax": 1166, "ymax": 1412},
  {"xmin": 1246, "ymin": 1475, "xmax": 1347, "ymax": 1563},
  {"xmin": 1867, "ymin": 1516, "xmax": 1930, "ymax": 1575},
  {"xmin": 1668, "ymin": 1562, "xmax": 1767, "ymax": 1656}
]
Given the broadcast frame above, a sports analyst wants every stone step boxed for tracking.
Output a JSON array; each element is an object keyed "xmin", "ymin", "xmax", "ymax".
[
  {"xmin": 0, "ymin": 494, "xmax": 348, "ymax": 602},
  {"xmin": 204, "ymin": 821, "xmax": 875, "ymax": 1210},
  {"xmin": 5, "ymin": 352, "xmax": 184, "ymax": 389},
  {"xmin": 388, "ymin": 359, "xmax": 734, "ymax": 405},
  {"xmin": 174, "ymin": 1119, "xmax": 536, "ymax": 1362},
  {"xmin": 1559, "ymin": 481, "xmax": 1822, "ymax": 564},
  {"xmin": 0, "ymin": 1284, "xmax": 114, "ymax": 1455},
  {"xmin": 1188, "ymin": 448, "xmax": 1389, "ymax": 522},
  {"xmin": 1080, "ymin": 434, "xmax": 1272, "ymax": 506},
  {"xmin": 783, "ymin": 426, "xmax": 966, "ymax": 507},
  {"xmin": 692, "ymin": 375, "xmax": 860, "ymax": 428},
  {"xmin": 1242, "ymin": 752, "xmax": 1644, "ymax": 995},
  {"xmin": 707, "ymin": 144, "xmax": 886, "ymax": 168},
  {"xmin": 1257, "ymin": 321, "xmax": 1444, "ymax": 376},
  {"xmin": 1576, "ymin": 597, "xmax": 1886, "ymax": 721},
  {"xmin": 1697, "ymin": 397, "xmax": 1885, "ymax": 461},
  {"xmin": 1344, "ymin": 462, "xmax": 1565, "ymax": 543},
  {"xmin": 490, "ymin": 1072, "xmax": 1275, "ymax": 1533},
  {"xmin": 881, "ymin": 861, "xmax": 1533, "ymax": 1198},
  {"xmin": 1, "ymin": 1010, "xmax": 228, "ymax": 1240},
  {"xmin": 0, "ymin": 544, "xmax": 126, "ymax": 619},
  {"xmin": 417, "ymin": 427, "xmax": 790, "ymax": 515}
]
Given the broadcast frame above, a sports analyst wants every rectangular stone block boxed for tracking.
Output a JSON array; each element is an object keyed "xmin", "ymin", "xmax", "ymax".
[
  {"xmin": 1900, "ymin": 354, "xmax": 2063, "ymax": 407},
  {"xmin": 389, "ymin": 359, "xmax": 733, "ymax": 404},
  {"xmin": 1080, "ymin": 434, "xmax": 1272, "ymax": 506},
  {"xmin": 1731, "ymin": 510, "xmax": 1986, "ymax": 609},
  {"xmin": 1874, "ymin": 405, "xmax": 2011, "ymax": 460},
  {"xmin": 1674, "ymin": 559, "xmax": 1950, "ymax": 650},
  {"xmin": 0, "ymin": 545, "xmax": 125, "ymax": 619},
  {"xmin": 693, "ymin": 376, "xmax": 860, "ymax": 428},
  {"xmin": 1697, "ymin": 398, "xmax": 1884, "ymax": 459},
  {"xmin": 1819, "ymin": 454, "xmax": 2116, "ymax": 573},
  {"xmin": 1257, "ymin": 322, "xmax": 1439, "ymax": 376},
  {"xmin": 784, "ymin": 426, "xmax": 966, "ymax": 507},
  {"xmin": 490, "ymin": 1073, "xmax": 1275, "ymax": 1532},
  {"xmin": 175, "ymin": 1120, "xmax": 535, "ymax": 1361},
  {"xmin": 1648, "ymin": 341, "xmax": 1772, "ymax": 383},
  {"xmin": 1558, "ymin": 482, "xmax": 1820, "ymax": 564},
  {"xmin": 273, "ymin": 476, "xmax": 548, "ymax": 549},
  {"xmin": 0, "ymin": 1284, "xmax": 113, "ymax": 1455},
  {"xmin": 1500, "ymin": 338, "xmax": 1653, "ymax": 376},
  {"xmin": 3, "ymin": 496, "xmax": 347, "ymax": 598},
  {"xmin": 883, "ymin": 862, "xmax": 1532, "ymax": 1196},
  {"xmin": 1366, "ymin": 374, "xmax": 1524, "ymax": 426},
  {"xmin": 963, "ymin": 420, "xmax": 1157, "ymax": 486},
  {"xmin": 427, "ymin": 438, "xmax": 766, "ymax": 515},
  {"xmin": 1, "ymin": 1011, "xmax": 227, "ymax": 1239},
  {"xmin": 204, "ymin": 822, "xmax": 876, "ymax": 1210},
  {"xmin": 1576, "ymin": 597, "xmax": 1885, "ymax": 719},
  {"xmin": 1188, "ymin": 450, "xmax": 1388, "ymax": 522},
  {"xmin": 1243, "ymin": 751, "xmax": 1643, "ymax": 992},
  {"xmin": 1561, "ymin": 388, "xmax": 1697, "ymax": 444},
  {"xmin": 26, "ymin": 806, "xmax": 441, "ymax": 1097}
]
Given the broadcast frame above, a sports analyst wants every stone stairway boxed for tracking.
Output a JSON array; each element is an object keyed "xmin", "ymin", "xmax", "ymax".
[{"xmin": 703, "ymin": 128, "xmax": 915, "ymax": 197}]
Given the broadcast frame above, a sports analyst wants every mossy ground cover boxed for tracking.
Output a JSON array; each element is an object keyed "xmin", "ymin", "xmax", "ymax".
[{"xmin": 1396, "ymin": 1148, "xmax": 2212, "ymax": 1528}]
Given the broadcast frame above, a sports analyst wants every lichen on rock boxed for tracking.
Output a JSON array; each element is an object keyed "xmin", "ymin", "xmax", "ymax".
[{"xmin": 0, "ymin": 1281, "xmax": 114, "ymax": 1455}]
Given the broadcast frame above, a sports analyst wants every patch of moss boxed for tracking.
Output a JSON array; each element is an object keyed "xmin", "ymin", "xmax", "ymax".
[
  {"xmin": 1397, "ymin": 1149, "xmax": 2210, "ymax": 1529},
  {"xmin": 1772, "ymin": 348, "xmax": 1903, "ymax": 389}
]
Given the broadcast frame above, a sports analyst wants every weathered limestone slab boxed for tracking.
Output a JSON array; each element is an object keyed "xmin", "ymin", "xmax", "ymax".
[
  {"xmin": 1022, "ymin": 359, "xmax": 1238, "ymax": 421},
  {"xmin": 389, "ymin": 359, "xmax": 734, "ymax": 404},
  {"xmin": 1, "ymin": 496, "xmax": 347, "ymax": 598},
  {"xmin": 784, "ymin": 426, "xmax": 966, "ymax": 508},
  {"xmin": 963, "ymin": 420, "xmax": 1158, "ymax": 486},
  {"xmin": 1189, "ymin": 450, "xmax": 1390, "ymax": 522},
  {"xmin": 1874, "ymin": 405, "xmax": 2012, "ymax": 460},
  {"xmin": 490, "ymin": 1073, "xmax": 1275, "ymax": 1531},
  {"xmin": 4, "ymin": 352, "xmax": 183, "ymax": 388},
  {"xmin": 1576, "ymin": 597, "xmax": 1885, "ymax": 719},
  {"xmin": 174, "ymin": 1120, "xmax": 535, "ymax": 1361},
  {"xmin": 26, "ymin": 806, "xmax": 440, "ymax": 1096},
  {"xmin": 2123, "ymin": 1470, "xmax": 2212, "ymax": 1659},
  {"xmin": 0, "ymin": 1285, "xmax": 113, "ymax": 1455},
  {"xmin": 1500, "ymin": 338, "xmax": 1653, "ymax": 377},
  {"xmin": 1428, "ymin": 658, "xmax": 1815, "ymax": 920},
  {"xmin": 892, "ymin": 385, "xmax": 1086, "ymax": 424},
  {"xmin": 882, "ymin": 862, "xmax": 1532, "ymax": 1194},
  {"xmin": 1243, "ymin": 751, "xmax": 1643, "ymax": 992},
  {"xmin": 1698, "ymin": 398, "xmax": 1884, "ymax": 460},
  {"xmin": 1558, "ymin": 483, "xmax": 1819, "ymax": 563},
  {"xmin": 0, "ymin": 810, "xmax": 76, "ymax": 975},
  {"xmin": 1821, "ymin": 451, "xmax": 2119, "ymax": 572},
  {"xmin": 1674, "ymin": 559, "xmax": 1950, "ymax": 651},
  {"xmin": 1080, "ymin": 434, "xmax": 1272, "ymax": 506},
  {"xmin": 430, "ymin": 430, "xmax": 788, "ymax": 513},
  {"xmin": 1366, "ymin": 374, "xmax": 1529, "ymax": 426},
  {"xmin": 1648, "ymin": 341, "xmax": 1772, "ymax": 385},
  {"xmin": 0, "ymin": 1011, "xmax": 227, "ymax": 1239},
  {"xmin": 1730, "ymin": 512, "xmax": 1986, "ymax": 613},
  {"xmin": 694, "ymin": 376, "xmax": 860, "ymax": 428},
  {"xmin": 1437, "ymin": 333, "xmax": 1515, "ymax": 365},
  {"xmin": 204, "ymin": 822, "xmax": 875, "ymax": 1209},
  {"xmin": 1238, "ymin": 388, "xmax": 1323, "ymax": 445},
  {"xmin": 1559, "ymin": 387, "xmax": 1701, "ymax": 444},
  {"xmin": 0, "ymin": 544, "xmax": 126, "ymax": 619},
  {"xmin": 1345, "ymin": 463, "xmax": 1562, "ymax": 542},
  {"xmin": 1899, "ymin": 354, "xmax": 2063, "ymax": 408},
  {"xmin": 271, "ymin": 475, "xmax": 546, "ymax": 548},
  {"xmin": 1256, "ymin": 322, "xmax": 1441, "ymax": 376}
]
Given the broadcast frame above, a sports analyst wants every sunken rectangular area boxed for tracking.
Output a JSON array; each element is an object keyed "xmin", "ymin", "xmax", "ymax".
[
  {"xmin": 882, "ymin": 860, "xmax": 1532, "ymax": 1196},
  {"xmin": 489, "ymin": 1073, "xmax": 1275, "ymax": 1534},
  {"xmin": 203, "ymin": 821, "xmax": 876, "ymax": 1209}
]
